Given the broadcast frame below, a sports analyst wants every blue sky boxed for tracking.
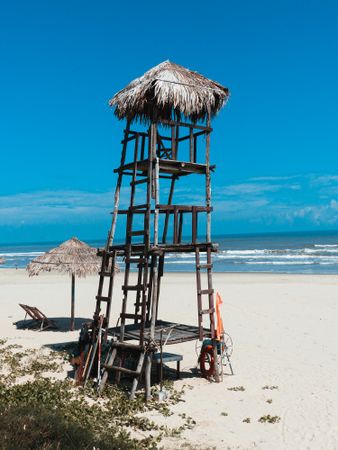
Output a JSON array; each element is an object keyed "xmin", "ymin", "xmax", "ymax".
[{"xmin": 1, "ymin": 0, "xmax": 338, "ymax": 243}]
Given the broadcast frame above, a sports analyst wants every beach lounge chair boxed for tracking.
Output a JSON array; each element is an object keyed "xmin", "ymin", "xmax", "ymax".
[{"xmin": 18, "ymin": 303, "xmax": 58, "ymax": 331}]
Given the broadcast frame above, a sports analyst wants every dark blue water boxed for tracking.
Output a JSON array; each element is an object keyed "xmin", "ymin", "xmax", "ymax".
[{"xmin": 2, "ymin": 231, "xmax": 338, "ymax": 274}]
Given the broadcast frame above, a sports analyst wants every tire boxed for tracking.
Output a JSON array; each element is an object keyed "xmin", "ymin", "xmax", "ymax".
[{"xmin": 199, "ymin": 344, "xmax": 215, "ymax": 378}]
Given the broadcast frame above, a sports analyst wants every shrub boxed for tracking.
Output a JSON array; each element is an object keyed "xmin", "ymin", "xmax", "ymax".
[{"xmin": 0, "ymin": 404, "xmax": 136, "ymax": 450}]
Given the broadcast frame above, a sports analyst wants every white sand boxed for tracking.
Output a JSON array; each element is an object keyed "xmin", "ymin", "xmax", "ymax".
[{"xmin": 1, "ymin": 269, "xmax": 338, "ymax": 449}]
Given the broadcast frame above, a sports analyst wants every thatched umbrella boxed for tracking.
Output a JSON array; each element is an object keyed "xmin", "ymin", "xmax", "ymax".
[
  {"xmin": 27, "ymin": 237, "xmax": 115, "ymax": 331},
  {"xmin": 109, "ymin": 60, "xmax": 229, "ymax": 124}
]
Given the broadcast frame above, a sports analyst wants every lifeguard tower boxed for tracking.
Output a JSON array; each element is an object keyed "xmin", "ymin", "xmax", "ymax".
[{"xmin": 88, "ymin": 61, "xmax": 229, "ymax": 399}]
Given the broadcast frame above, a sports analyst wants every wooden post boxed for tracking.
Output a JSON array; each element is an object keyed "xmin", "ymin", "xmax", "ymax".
[
  {"xmin": 162, "ymin": 176, "xmax": 176, "ymax": 243},
  {"xmin": 171, "ymin": 125, "xmax": 176, "ymax": 159},
  {"xmin": 107, "ymin": 120, "xmax": 131, "ymax": 249},
  {"xmin": 145, "ymin": 254, "xmax": 159, "ymax": 401},
  {"xmin": 189, "ymin": 127, "xmax": 194, "ymax": 162},
  {"xmin": 145, "ymin": 353, "xmax": 152, "ymax": 401},
  {"xmin": 105, "ymin": 251, "xmax": 116, "ymax": 333},
  {"xmin": 151, "ymin": 123, "xmax": 160, "ymax": 246},
  {"xmin": 70, "ymin": 273, "xmax": 75, "ymax": 331},
  {"xmin": 205, "ymin": 114, "xmax": 211, "ymax": 243}
]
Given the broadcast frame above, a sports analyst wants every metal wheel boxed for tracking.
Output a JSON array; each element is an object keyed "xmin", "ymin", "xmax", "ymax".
[
  {"xmin": 222, "ymin": 332, "xmax": 233, "ymax": 357},
  {"xmin": 195, "ymin": 339, "xmax": 203, "ymax": 358}
]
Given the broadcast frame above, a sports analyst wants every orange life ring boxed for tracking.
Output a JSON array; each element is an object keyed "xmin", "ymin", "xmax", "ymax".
[{"xmin": 199, "ymin": 344, "xmax": 215, "ymax": 378}]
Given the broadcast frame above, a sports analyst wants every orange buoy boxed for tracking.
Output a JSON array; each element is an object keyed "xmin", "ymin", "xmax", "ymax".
[{"xmin": 199, "ymin": 344, "xmax": 215, "ymax": 378}]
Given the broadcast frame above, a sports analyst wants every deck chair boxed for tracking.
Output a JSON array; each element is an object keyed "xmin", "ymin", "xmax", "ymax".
[{"xmin": 19, "ymin": 304, "xmax": 58, "ymax": 331}]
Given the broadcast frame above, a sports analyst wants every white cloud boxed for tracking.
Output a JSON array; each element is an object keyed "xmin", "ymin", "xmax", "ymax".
[
  {"xmin": 249, "ymin": 175, "xmax": 299, "ymax": 182},
  {"xmin": 2, "ymin": 173, "xmax": 338, "ymax": 231},
  {"xmin": 213, "ymin": 180, "xmax": 301, "ymax": 197},
  {"xmin": 0, "ymin": 190, "xmax": 122, "ymax": 225},
  {"xmin": 312, "ymin": 175, "xmax": 338, "ymax": 185}
]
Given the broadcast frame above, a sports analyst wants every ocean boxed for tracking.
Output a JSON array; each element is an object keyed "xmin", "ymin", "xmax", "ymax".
[{"xmin": 2, "ymin": 231, "xmax": 338, "ymax": 274}]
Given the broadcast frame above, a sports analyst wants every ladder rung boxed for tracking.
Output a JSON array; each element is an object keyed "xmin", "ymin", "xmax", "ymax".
[
  {"xmin": 197, "ymin": 264, "xmax": 213, "ymax": 269},
  {"xmin": 200, "ymin": 307, "xmax": 215, "ymax": 315},
  {"xmin": 130, "ymin": 204, "xmax": 148, "ymax": 211},
  {"xmin": 122, "ymin": 285, "xmax": 146, "ymax": 292},
  {"xmin": 130, "ymin": 230, "xmax": 147, "ymax": 236},
  {"xmin": 96, "ymin": 295, "xmax": 110, "ymax": 303},
  {"xmin": 125, "ymin": 257, "xmax": 147, "ymax": 264},
  {"xmin": 198, "ymin": 289, "xmax": 214, "ymax": 295},
  {"xmin": 130, "ymin": 178, "xmax": 149, "ymax": 186},
  {"xmin": 103, "ymin": 365, "xmax": 141, "ymax": 376},
  {"xmin": 110, "ymin": 342, "xmax": 143, "ymax": 351},
  {"xmin": 99, "ymin": 271, "xmax": 114, "ymax": 277},
  {"xmin": 121, "ymin": 313, "xmax": 143, "ymax": 320}
]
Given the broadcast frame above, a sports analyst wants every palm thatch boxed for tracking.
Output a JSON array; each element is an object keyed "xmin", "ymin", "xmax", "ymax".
[
  {"xmin": 109, "ymin": 60, "xmax": 229, "ymax": 124},
  {"xmin": 27, "ymin": 237, "xmax": 108, "ymax": 278},
  {"xmin": 27, "ymin": 237, "xmax": 119, "ymax": 331}
]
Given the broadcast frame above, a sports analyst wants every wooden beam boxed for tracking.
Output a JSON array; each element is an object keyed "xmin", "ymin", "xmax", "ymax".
[
  {"xmin": 160, "ymin": 119, "xmax": 212, "ymax": 132},
  {"xmin": 189, "ymin": 127, "xmax": 194, "ymax": 162}
]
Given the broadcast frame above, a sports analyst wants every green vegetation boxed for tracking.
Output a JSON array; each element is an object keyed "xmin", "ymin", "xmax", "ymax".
[
  {"xmin": 242, "ymin": 417, "xmax": 251, "ymax": 423},
  {"xmin": 0, "ymin": 339, "xmax": 196, "ymax": 449},
  {"xmin": 227, "ymin": 386, "xmax": 245, "ymax": 392},
  {"xmin": 262, "ymin": 385, "xmax": 279, "ymax": 390},
  {"xmin": 258, "ymin": 414, "xmax": 281, "ymax": 424}
]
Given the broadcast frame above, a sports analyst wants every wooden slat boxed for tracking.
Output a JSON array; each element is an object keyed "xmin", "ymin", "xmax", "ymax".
[
  {"xmin": 114, "ymin": 159, "xmax": 215, "ymax": 176},
  {"xmin": 96, "ymin": 295, "xmax": 110, "ymax": 303},
  {"xmin": 197, "ymin": 263, "xmax": 213, "ymax": 269},
  {"xmin": 122, "ymin": 285, "xmax": 146, "ymax": 292},
  {"xmin": 160, "ymin": 118, "xmax": 212, "ymax": 132},
  {"xmin": 130, "ymin": 177, "xmax": 149, "ymax": 186},
  {"xmin": 109, "ymin": 242, "xmax": 218, "ymax": 254},
  {"xmin": 110, "ymin": 341, "xmax": 143, "ymax": 350},
  {"xmin": 199, "ymin": 289, "xmax": 214, "ymax": 295},
  {"xmin": 99, "ymin": 271, "xmax": 114, "ymax": 277},
  {"xmin": 120, "ymin": 313, "xmax": 143, "ymax": 320},
  {"xmin": 124, "ymin": 257, "xmax": 146, "ymax": 264},
  {"xmin": 130, "ymin": 204, "xmax": 148, "ymax": 210},
  {"xmin": 129, "ymin": 230, "xmax": 147, "ymax": 236},
  {"xmin": 200, "ymin": 308, "xmax": 215, "ymax": 315},
  {"xmin": 103, "ymin": 365, "xmax": 141, "ymax": 376}
]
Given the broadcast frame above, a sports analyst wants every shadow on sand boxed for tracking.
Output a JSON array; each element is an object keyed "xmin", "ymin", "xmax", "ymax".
[{"xmin": 14, "ymin": 317, "xmax": 91, "ymax": 332}]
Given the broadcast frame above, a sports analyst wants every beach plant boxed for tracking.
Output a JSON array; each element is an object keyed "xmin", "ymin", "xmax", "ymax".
[
  {"xmin": 0, "ymin": 342, "xmax": 196, "ymax": 449},
  {"xmin": 227, "ymin": 386, "xmax": 245, "ymax": 391},
  {"xmin": 242, "ymin": 417, "xmax": 251, "ymax": 423},
  {"xmin": 258, "ymin": 415, "xmax": 281, "ymax": 424},
  {"xmin": 0, "ymin": 341, "xmax": 63, "ymax": 383},
  {"xmin": 262, "ymin": 385, "xmax": 279, "ymax": 390},
  {"xmin": 266, "ymin": 398, "xmax": 273, "ymax": 403},
  {"xmin": 0, "ymin": 404, "xmax": 133, "ymax": 450},
  {"xmin": 220, "ymin": 412, "xmax": 228, "ymax": 416}
]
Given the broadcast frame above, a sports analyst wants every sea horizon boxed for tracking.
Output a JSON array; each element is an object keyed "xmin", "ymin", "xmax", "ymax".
[{"xmin": 2, "ymin": 229, "xmax": 338, "ymax": 274}]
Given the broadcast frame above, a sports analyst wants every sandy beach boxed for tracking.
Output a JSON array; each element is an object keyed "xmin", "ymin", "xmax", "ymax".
[{"xmin": 1, "ymin": 269, "xmax": 338, "ymax": 449}]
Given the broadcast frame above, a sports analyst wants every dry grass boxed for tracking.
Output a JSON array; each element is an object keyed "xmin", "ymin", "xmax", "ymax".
[
  {"xmin": 26, "ymin": 237, "xmax": 118, "ymax": 278},
  {"xmin": 110, "ymin": 60, "xmax": 229, "ymax": 124}
]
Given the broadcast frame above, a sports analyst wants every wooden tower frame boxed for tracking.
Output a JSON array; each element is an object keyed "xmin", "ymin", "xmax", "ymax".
[{"xmin": 83, "ymin": 61, "xmax": 229, "ymax": 399}]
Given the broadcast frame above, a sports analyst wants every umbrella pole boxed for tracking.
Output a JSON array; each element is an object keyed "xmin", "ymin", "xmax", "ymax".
[{"xmin": 71, "ymin": 273, "xmax": 75, "ymax": 331}]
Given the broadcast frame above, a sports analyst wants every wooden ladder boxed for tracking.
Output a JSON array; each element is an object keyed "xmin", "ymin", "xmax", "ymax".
[
  {"xmin": 195, "ymin": 245, "xmax": 216, "ymax": 341},
  {"xmin": 97, "ymin": 126, "xmax": 154, "ymax": 397},
  {"xmin": 94, "ymin": 249, "xmax": 117, "ymax": 333},
  {"xmin": 99, "ymin": 341, "xmax": 146, "ymax": 400}
]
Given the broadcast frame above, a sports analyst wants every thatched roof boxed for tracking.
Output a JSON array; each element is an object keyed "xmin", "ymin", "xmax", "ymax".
[
  {"xmin": 109, "ymin": 60, "xmax": 229, "ymax": 124},
  {"xmin": 27, "ymin": 237, "xmax": 118, "ymax": 278}
]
